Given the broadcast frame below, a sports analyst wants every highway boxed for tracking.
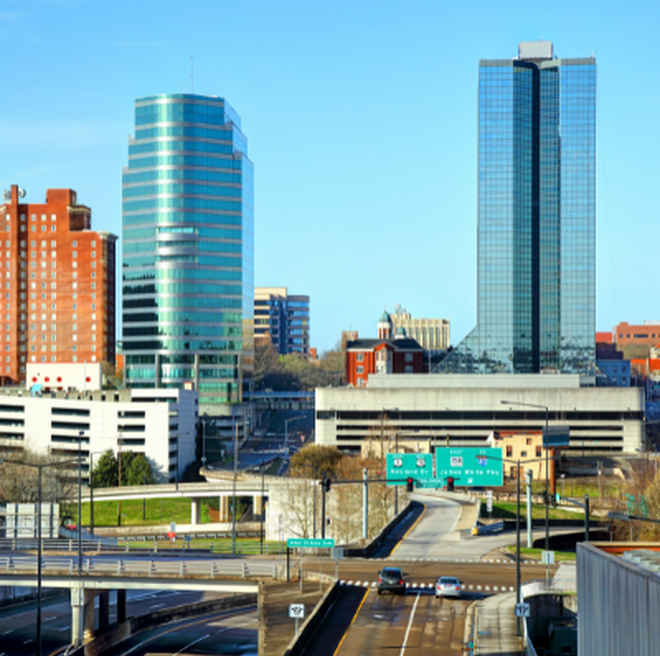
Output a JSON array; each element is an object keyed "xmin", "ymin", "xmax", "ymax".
[
  {"xmin": 0, "ymin": 589, "xmax": 244, "ymax": 656},
  {"xmin": 301, "ymin": 493, "xmax": 557, "ymax": 655},
  {"xmin": 94, "ymin": 607, "xmax": 258, "ymax": 656},
  {"xmin": 0, "ymin": 492, "xmax": 559, "ymax": 655}
]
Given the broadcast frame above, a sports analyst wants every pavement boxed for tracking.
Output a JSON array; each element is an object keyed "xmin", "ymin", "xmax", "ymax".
[{"xmin": 467, "ymin": 591, "xmax": 523, "ymax": 655}]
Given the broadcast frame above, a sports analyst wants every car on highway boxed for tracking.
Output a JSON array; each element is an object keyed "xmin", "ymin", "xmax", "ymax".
[
  {"xmin": 377, "ymin": 567, "xmax": 407, "ymax": 595},
  {"xmin": 435, "ymin": 576, "xmax": 461, "ymax": 598}
]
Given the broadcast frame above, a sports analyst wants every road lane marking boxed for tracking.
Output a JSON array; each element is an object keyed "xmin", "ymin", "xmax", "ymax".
[
  {"xmin": 390, "ymin": 504, "xmax": 427, "ymax": 557},
  {"xmin": 1, "ymin": 630, "xmax": 12, "ymax": 635},
  {"xmin": 173, "ymin": 633, "xmax": 210, "ymax": 655},
  {"xmin": 399, "ymin": 592, "xmax": 421, "ymax": 656},
  {"xmin": 332, "ymin": 587, "xmax": 370, "ymax": 656}
]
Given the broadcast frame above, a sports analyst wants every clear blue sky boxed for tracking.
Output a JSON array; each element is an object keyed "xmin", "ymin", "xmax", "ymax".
[{"xmin": 1, "ymin": 0, "xmax": 657, "ymax": 352}]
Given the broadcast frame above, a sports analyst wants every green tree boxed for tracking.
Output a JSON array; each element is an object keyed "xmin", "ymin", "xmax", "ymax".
[
  {"xmin": 91, "ymin": 450, "xmax": 118, "ymax": 488},
  {"xmin": 91, "ymin": 449, "xmax": 155, "ymax": 488}
]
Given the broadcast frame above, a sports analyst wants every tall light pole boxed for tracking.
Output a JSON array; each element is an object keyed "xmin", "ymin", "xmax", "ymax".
[
  {"xmin": 78, "ymin": 431, "xmax": 84, "ymax": 578},
  {"xmin": 232, "ymin": 419, "xmax": 239, "ymax": 554},
  {"xmin": 476, "ymin": 451, "xmax": 552, "ymax": 637},
  {"xmin": 501, "ymin": 399, "xmax": 551, "ymax": 552},
  {"xmin": 1, "ymin": 455, "xmax": 80, "ymax": 656}
]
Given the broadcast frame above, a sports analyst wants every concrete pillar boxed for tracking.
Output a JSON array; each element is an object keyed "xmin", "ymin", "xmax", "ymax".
[
  {"xmin": 71, "ymin": 586, "xmax": 95, "ymax": 646},
  {"xmin": 220, "ymin": 495, "xmax": 230, "ymax": 522},
  {"xmin": 99, "ymin": 591, "xmax": 110, "ymax": 631},
  {"xmin": 117, "ymin": 588, "xmax": 127, "ymax": 623},
  {"xmin": 254, "ymin": 494, "xmax": 263, "ymax": 516},
  {"xmin": 71, "ymin": 585, "xmax": 84, "ymax": 647},
  {"xmin": 83, "ymin": 589, "xmax": 95, "ymax": 642},
  {"xmin": 191, "ymin": 499, "xmax": 201, "ymax": 525}
]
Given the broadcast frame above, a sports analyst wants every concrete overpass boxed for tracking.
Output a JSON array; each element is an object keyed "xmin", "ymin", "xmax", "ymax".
[
  {"xmin": 83, "ymin": 477, "xmax": 284, "ymax": 526},
  {"xmin": 0, "ymin": 554, "xmax": 272, "ymax": 645}
]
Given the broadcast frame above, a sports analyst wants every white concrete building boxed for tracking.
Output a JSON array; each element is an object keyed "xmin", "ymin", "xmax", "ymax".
[
  {"xmin": 316, "ymin": 374, "xmax": 645, "ymax": 455},
  {"xmin": 0, "ymin": 387, "xmax": 198, "ymax": 482}
]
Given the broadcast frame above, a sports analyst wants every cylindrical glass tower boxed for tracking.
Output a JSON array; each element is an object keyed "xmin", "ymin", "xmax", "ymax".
[{"xmin": 122, "ymin": 94, "xmax": 254, "ymax": 405}]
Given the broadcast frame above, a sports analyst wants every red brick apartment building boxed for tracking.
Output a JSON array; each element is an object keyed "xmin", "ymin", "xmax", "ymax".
[
  {"xmin": 345, "ymin": 338, "xmax": 424, "ymax": 387},
  {"xmin": 0, "ymin": 185, "xmax": 116, "ymax": 385}
]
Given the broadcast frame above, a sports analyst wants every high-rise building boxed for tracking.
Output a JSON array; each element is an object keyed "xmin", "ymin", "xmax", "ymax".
[
  {"xmin": 0, "ymin": 185, "xmax": 116, "ymax": 384},
  {"xmin": 122, "ymin": 94, "xmax": 254, "ymax": 405},
  {"xmin": 254, "ymin": 287, "xmax": 310, "ymax": 355},
  {"xmin": 389, "ymin": 305, "xmax": 450, "ymax": 351},
  {"xmin": 438, "ymin": 41, "xmax": 596, "ymax": 375}
]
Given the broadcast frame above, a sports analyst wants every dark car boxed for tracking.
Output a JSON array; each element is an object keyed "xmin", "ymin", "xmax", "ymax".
[{"xmin": 377, "ymin": 567, "xmax": 407, "ymax": 595}]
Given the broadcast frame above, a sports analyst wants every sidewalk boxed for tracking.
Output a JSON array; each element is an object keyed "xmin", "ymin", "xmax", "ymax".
[{"xmin": 469, "ymin": 592, "xmax": 523, "ymax": 655}]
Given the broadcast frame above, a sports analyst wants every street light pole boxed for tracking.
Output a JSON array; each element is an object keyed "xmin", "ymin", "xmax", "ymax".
[
  {"xmin": 232, "ymin": 419, "xmax": 238, "ymax": 554},
  {"xmin": 516, "ymin": 457, "xmax": 522, "ymax": 637},
  {"xmin": 1, "ymin": 456, "xmax": 80, "ymax": 656},
  {"xmin": 501, "ymin": 400, "xmax": 551, "ymax": 551},
  {"xmin": 78, "ymin": 431, "xmax": 84, "ymax": 578}
]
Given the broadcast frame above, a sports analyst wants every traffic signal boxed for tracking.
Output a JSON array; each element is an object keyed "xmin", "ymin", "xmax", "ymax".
[
  {"xmin": 447, "ymin": 477, "xmax": 455, "ymax": 492},
  {"xmin": 323, "ymin": 478, "xmax": 332, "ymax": 492},
  {"xmin": 406, "ymin": 477, "xmax": 414, "ymax": 492}
]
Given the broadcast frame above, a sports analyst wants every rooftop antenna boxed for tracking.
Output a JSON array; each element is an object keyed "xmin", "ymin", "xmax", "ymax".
[{"xmin": 191, "ymin": 55, "xmax": 194, "ymax": 93}]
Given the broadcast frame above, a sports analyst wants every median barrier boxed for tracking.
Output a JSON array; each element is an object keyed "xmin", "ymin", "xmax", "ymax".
[
  {"xmin": 341, "ymin": 500, "xmax": 423, "ymax": 558},
  {"xmin": 471, "ymin": 520, "xmax": 505, "ymax": 535},
  {"xmin": 281, "ymin": 576, "xmax": 340, "ymax": 656}
]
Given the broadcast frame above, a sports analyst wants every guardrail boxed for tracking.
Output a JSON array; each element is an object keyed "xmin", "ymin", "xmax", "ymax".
[
  {"xmin": 0, "ymin": 555, "xmax": 279, "ymax": 579},
  {"xmin": 0, "ymin": 537, "xmax": 285, "ymax": 556},
  {"xmin": 521, "ymin": 578, "xmax": 576, "ymax": 597}
]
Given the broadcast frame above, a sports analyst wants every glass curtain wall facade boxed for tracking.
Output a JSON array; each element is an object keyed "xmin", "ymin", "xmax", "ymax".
[
  {"xmin": 438, "ymin": 44, "xmax": 596, "ymax": 375},
  {"xmin": 122, "ymin": 94, "xmax": 254, "ymax": 404}
]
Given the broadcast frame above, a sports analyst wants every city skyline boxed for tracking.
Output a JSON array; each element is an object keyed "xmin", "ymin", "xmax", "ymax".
[{"xmin": 1, "ymin": 1, "xmax": 658, "ymax": 351}]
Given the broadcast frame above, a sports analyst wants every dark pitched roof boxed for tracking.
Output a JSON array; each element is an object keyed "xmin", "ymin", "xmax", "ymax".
[{"xmin": 346, "ymin": 338, "xmax": 424, "ymax": 351}]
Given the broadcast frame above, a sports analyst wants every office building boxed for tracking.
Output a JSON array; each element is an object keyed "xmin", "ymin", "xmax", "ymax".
[
  {"xmin": 0, "ymin": 185, "xmax": 116, "ymax": 385},
  {"xmin": 122, "ymin": 94, "xmax": 254, "ymax": 406},
  {"xmin": 438, "ymin": 41, "xmax": 596, "ymax": 376},
  {"xmin": 390, "ymin": 305, "xmax": 450, "ymax": 351},
  {"xmin": 254, "ymin": 287, "xmax": 309, "ymax": 355},
  {"xmin": 612, "ymin": 321, "xmax": 660, "ymax": 360}
]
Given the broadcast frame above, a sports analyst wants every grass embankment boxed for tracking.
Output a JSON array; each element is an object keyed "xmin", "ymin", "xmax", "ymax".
[
  {"xmin": 503, "ymin": 546, "xmax": 576, "ymax": 562},
  {"xmin": 480, "ymin": 500, "xmax": 597, "ymax": 521},
  {"xmin": 63, "ymin": 497, "xmax": 214, "ymax": 528}
]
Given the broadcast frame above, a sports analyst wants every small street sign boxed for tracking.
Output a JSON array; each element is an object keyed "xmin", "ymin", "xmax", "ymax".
[
  {"xmin": 515, "ymin": 602, "xmax": 531, "ymax": 618},
  {"xmin": 333, "ymin": 547, "xmax": 344, "ymax": 560},
  {"xmin": 287, "ymin": 538, "xmax": 335, "ymax": 549},
  {"xmin": 169, "ymin": 522, "xmax": 176, "ymax": 534},
  {"xmin": 541, "ymin": 550, "xmax": 555, "ymax": 565},
  {"xmin": 486, "ymin": 490, "xmax": 493, "ymax": 513},
  {"xmin": 289, "ymin": 603, "xmax": 305, "ymax": 619},
  {"xmin": 167, "ymin": 531, "xmax": 176, "ymax": 539}
]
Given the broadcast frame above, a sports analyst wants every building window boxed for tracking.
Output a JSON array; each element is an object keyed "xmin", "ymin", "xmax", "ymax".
[
  {"xmin": 356, "ymin": 353, "xmax": 364, "ymax": 362},
  {"xmin": 506, "ymin": 445, "xmax": 513, "ymax": 457},
  {"xmin": 356, "ymin": 365, "xmax": 363, "ymax": 374},
  {"xmin": 405, "ymin": 353, "xmax": 413, "ymax": 363},
  {"xmin": 536, "ymin": 446, "xmax": 542, "ymax": 457}
]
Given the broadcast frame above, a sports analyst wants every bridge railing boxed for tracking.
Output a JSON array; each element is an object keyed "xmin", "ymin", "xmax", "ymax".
[
  {"xmin": 0, "ymin": 537, "xmax": 285, "ymax": 556},
  {"xmin": 0, "ymin": 555, "xmax": 279, "ymax": 579}
]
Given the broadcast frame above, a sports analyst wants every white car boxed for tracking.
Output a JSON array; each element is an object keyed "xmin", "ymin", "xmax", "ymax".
[{"xmin": 435, "ymin": 576, "xmax": 461, "ymax": 598}]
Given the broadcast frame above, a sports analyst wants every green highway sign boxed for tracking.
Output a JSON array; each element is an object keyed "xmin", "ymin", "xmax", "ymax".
[
  {"xmin": 386, "ymin": 453, "xmax": 434, "ymax": 486},
  {"xmin": 287, "ymin": 538, "xmax": 335, "ymax": 549},
  {"xmin": 435, "ymin": 447, "xmax": 503, "ymax": 487}
]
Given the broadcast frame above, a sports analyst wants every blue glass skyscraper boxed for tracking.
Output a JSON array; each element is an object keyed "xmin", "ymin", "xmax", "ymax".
[
  {"xmin": 438, "ymin": 42, "xmax": 596, "ymax": 375},
  {"xmin": 122, "ymin": 94, "xmax": 254, "ymax": 405}
]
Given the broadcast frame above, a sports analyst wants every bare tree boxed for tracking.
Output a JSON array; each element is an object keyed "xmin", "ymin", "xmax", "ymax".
[{"xmin": 0, "ymin": 446, "xmax": 76, "ymax": 504}]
